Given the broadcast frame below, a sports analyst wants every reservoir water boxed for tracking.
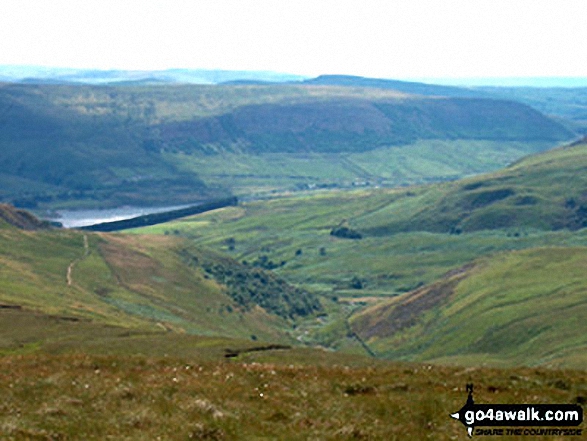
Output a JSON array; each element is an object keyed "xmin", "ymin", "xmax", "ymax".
[{"xmin": 41, "ymin": 204, "xmax": 191, "ymax": 228}]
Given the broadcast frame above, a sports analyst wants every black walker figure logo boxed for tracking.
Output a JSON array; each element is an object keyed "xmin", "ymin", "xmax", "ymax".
[
  {"xmin": 451, "ymin": 383, "xmax": 477, "ymax": 437},
  {"xmin": 450, "ymin": 384, "xmax": 583, "ymax": 438}
]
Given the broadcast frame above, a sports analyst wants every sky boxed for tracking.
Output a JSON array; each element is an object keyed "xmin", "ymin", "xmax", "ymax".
[{"xmin": 1, "ymin": 0, "xmax": 586, "ymax": 81}]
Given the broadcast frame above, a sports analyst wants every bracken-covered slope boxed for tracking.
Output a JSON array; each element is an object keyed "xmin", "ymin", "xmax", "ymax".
[
  {"xmin": 350, "ymin": 247, "xmax": 587, "ymax": 369},
  {"xmin": 0, "ymin": 203, "xmax": 51, "ymax": 230}
]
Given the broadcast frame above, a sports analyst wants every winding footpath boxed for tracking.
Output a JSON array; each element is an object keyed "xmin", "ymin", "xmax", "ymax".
[{"xmin": 67, "ymin": 234, "xmax": 89, "ymax": 287}]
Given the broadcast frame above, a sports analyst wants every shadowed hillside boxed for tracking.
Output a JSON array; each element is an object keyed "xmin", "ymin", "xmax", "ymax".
[
  {"xmin": 157, "ymin": 96, "xmax": 571, "ymax": 154},
  {"xmin": 0, "ymin": 82, "xmax": 573, "ymax": 209}
]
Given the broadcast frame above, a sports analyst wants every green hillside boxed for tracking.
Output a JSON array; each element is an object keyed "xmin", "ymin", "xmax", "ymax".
[
  {"xmin": 135, "ymin": 139, "xmax": 587, "ymax": 305},
  {"xmin": 0, "ymin": 206, "xmax": 323, "ymax": 349},
  {"xmin": 351, "ymin": 247, "xmax": 587, "ymax": 369},
  {"xmin": 358, "ymin": 139, "xmax": 587, "ymax": 235},
  {"xmin": 156, "ymin": 96, "xmax": 570, "ymax": 154},
  {"xmin": 0, "ymin": 82, "xmax": 573, "ymax": 209},
  {"xmin": 132, "ymin": 141, "xmax": 587, "ymax": 367}
]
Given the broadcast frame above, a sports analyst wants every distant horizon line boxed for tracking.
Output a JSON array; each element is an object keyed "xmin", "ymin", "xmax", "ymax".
[{"xmin": 1, "ymin": 64, "xmax": 587, "ymax": 88}]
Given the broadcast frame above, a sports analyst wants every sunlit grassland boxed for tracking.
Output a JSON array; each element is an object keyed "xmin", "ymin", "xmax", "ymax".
[
  {"xmin": 166, "ymin": 140, "xmax": 552, "ymax": 196},
  {"xmin": 132, "ymin": 190, "xmax": 587, "ymax": 299}
]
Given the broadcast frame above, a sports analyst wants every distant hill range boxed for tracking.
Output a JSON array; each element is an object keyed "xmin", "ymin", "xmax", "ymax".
[
  {"xmin": 301, "ymin": 75, "xmax": 490, "ymax": 98},
  {"xmin": 2, "ymin": 67, "xmax": 585, "ymax": 128},
  {"xmin": 0, "ymin": 69, "xmax": 577, "ymax": 210},
  {"xmin": 301, "ymin": 76, "xmax": 587, "ymax": 132},
  {"xmin": 0, "ymin": 65, "xmax": 307, "ymax": 85}
]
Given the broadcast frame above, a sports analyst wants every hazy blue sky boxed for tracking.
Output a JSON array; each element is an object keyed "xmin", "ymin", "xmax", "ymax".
[{"xmin": 1, "ymin": 0, "xmax": 586, "ymax": 80}]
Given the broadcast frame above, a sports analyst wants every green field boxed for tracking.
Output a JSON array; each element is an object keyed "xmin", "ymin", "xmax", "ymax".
[{"xmin": 166, "ymin": 139, "xmax": 554, "ymax": 196}]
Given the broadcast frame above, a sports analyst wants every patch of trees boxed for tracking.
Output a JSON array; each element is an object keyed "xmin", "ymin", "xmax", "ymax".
[
  {"xmin": 180, "ymin": 248, "xmax": 322, "ymax": 320},
  {"xmin": 225, "ymin": 237, "xmax": 236, "ymax": 251},
  {"xmin": 350, "ymin": 276, "xmax": 364, "ymax": 290},
  {"xmin": 249, "ymin": 255, "xmax": 286, "ymax": 270},
  {"xmin": 564, "ymin": 197, "xmax": 587, "ymax": 230},
  {"xmin": 330, "ymin": 226, "xmax": 362, "ymax": 239}
]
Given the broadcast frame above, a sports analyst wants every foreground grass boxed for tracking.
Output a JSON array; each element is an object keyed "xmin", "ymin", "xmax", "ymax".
[{"xmin": 0, "ymin": 353, "xmax": 585, "ymax": 440}]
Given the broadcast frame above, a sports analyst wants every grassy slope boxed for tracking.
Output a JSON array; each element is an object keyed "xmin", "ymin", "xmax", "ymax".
[
  {"xmin": 357, "ymin": 140, "xmax": 587, "ymax": 234},
  {"xmin": 351, "ymin": 247, "xmax": 587, "ymax": 369},
  {"xmin": 0, "ymin": 212, "xmax": 323, "ymax": 345}
]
